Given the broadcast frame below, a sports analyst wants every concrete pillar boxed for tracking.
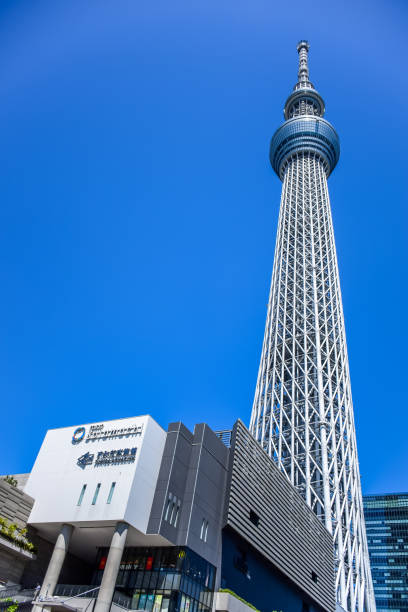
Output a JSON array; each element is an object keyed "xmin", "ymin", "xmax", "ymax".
[
  {"xmin": 33, "ymin": 523, "xmax": 73, "ymax": 612},
  {"xmin": 94, "ymin": 521, "xmax": 128, "ymax": 612}
]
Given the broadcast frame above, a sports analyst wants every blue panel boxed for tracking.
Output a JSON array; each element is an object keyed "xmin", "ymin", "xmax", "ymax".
[{"xmin": 221, "ymin": 528, "xmax": 326, "ymax": 612}]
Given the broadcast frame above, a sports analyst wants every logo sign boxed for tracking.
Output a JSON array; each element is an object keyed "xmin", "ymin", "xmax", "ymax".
[
  {"xmin": 72, "ymin": 427, "xmax": 86, "ymax": 444},
  {"xmin": 77, "ymin": 448, "xmax": 137, "ymax": 469},
  {"xmin": 85, "ymin": 423, "xmax": 143, "ymax": 442},
  {"xmin": 77, "ymin": 452, "xmax": 94, "ymax": 468},
  {"xmin": 95, "ymin": 448, "xmax": 137, "ymax": 466}
]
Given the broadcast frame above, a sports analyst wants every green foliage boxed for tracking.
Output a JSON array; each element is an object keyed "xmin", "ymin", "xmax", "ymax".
[
  {"xmin": 0, "ymin": 598, "xmax": 18, "ymax": 612},
  {"xmin": 3, "ymin": 476, "xmax": 17, "ymax": 487},
  {"xmin": 0, "ymin": 515, "xmax": 37, "ymax": 554}
]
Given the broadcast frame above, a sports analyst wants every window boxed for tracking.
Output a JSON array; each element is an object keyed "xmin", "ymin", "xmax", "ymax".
[
  {"xmin": 107, "ymin": 482, "xmax": 116, "ymax": 504},
  {"xmin": 164, "ymin": 495, "xmax": 172, "ymax": 521},
  {"xmin": 311, "ymin": 571, "xmax": 318, "ymax": 583},
  {"xmin": 77, "ymin": 484, "xmax": 87, "ymax": 506},
  {"xmin": 200, "ymin": 519, "xmax": 209, "ymax": 542},
  {"xmin": 233, "ymin": 548, "xmax": 250, "ymax": 578},
  {"xmin": 174, "ymin": 502, "xmax": 180, "ymax": 527},
  {"xmin": 170, "ymin": 501, "xmax": 176, "ymax": 524},
  {"xmin": 164, "ymin": 494, "xmax": 181, "ymax": 526},
  {"xmin": 249, "ymin": 510, "xmax": 260, "ymax": 527},
  {"xmin": 92, "ymin": 483, "xmax": 101, "ymax": 505}
]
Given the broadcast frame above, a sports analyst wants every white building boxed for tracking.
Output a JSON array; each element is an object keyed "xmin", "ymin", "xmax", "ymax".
[
  {"xmin": 26, "ymin": 415, "xmax": 168, "ymax": 612},
  {"xmin": 27, "ymin": 415, "xmax": 166, "ymax": 538}
]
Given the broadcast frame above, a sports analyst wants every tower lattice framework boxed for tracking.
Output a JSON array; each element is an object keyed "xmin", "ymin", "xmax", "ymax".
[{"xmin": 249, "ymin": 42, "xmax": 375, "ymax": 612}]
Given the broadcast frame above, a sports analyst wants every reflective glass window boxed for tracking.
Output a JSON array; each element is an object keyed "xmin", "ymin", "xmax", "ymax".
[
  {"xmin": 107, "ymin": 482, "xmax": 116, "ymax": 504},
  {"xmin": 92, "ymin": 483, "xmax": 101, "ymax": 505},
  {"xmin": 77, "ymin": 484, "xmax": 87, "ymax": 506}
]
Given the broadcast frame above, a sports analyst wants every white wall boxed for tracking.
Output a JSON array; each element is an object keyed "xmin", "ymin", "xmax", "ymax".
[{"xmin": 25, "ymin": 415, "xmax": 166, "ymax": 532}]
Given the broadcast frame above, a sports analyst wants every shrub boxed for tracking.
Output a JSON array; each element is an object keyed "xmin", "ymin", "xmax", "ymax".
[
  {"xmin": 0, "ymin": 598, "xmax": 18, "ymax": 612},
  {"xmin": 3, "ymin": 476, "xmax": 17, "ymax": 487},
  {"xmin": 0, "ymin": 515, "xmax": 37, "ymax": 554}
]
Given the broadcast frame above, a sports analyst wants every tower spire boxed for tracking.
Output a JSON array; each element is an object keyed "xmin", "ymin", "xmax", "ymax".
[
  {"xmin": 284, "ymin": 41, "xmax": 324, "ymax": 119},
  {"xmin": 296, "ymin": 40, "xmax": 310, "ymax": 85}
]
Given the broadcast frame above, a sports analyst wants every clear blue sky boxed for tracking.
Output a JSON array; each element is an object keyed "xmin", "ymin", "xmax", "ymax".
[{"xmin": 0, "ymin": 0, "xmax": 406, "ymax": 495}]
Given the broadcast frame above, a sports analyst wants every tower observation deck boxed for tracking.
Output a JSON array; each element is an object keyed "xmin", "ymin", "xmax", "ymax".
[{"xmin": 249, "ymin": 42, "xmax": 375, "ymax": 612}]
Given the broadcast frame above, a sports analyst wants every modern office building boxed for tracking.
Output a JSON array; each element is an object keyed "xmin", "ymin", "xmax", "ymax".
[
  {"xmin": 6, "ymin": 414, "xmax": 335, "ymax": 612},
  {"xmin": 249, "ymin": 41, "xmax": 375, "ymax": 612},
  {"xmin": 363, "ymin": 494, "xmax": 408, "ymax": 611}
]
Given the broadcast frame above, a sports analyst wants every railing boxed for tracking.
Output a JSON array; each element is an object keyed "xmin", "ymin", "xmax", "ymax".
[
  {"xmin": 215, "ymin": 430, "xmax": 232, "ymax": 448},
  {"xmin": 46, "ymin": 587, "xmax": 146, "ymax": 611},
  {"xmin": 112, "ymin": 591, "xmax": 132, "ymax": 609},
  {"xmin": 0, "ymin": 585, "xmax": 22, "ymax": 598},
  {"xmin": 0, "ymin": 587, "xmax": 36, "ymax": 601},
  {"xmin": 54, "ymin": 585, "xmax": 98, "ymax": 598}
]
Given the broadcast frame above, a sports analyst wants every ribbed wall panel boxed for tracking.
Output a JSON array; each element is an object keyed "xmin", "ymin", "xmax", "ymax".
[{"xmin": 225, "ymin": 420, "xmax": 335, "ymax": 612}]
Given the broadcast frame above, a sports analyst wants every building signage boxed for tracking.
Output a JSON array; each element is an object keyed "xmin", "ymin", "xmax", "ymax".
[
  {"xmin": 77, "ymin": 448, "xmax": 137, "ymax": 469},
  {"xmin": 77, "ymin": 452, "xmax": 94, "ymax": 468},
  {"xmin": 72, "ymin": 427, "xmax": 86, "ymax": 444},
  {"xmin": 95, "ymin": 448, "xmax": 137, "ymax": 466},
  {"xmin": 86, "ymin": 423, "xmax": 143, "ymax": 441},
  {"xmin": 71, "ymin": 422, "xmax": 144, "ymax": 445}
]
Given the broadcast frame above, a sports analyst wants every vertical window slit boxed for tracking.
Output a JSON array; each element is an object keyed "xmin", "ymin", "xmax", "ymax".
[
  {"xmin": 107, "ymin": 482, "xmax": 116, "ymax": 504},
  {"xmin": 92, "ymin": 483, "xmax": 101, "ymax": 505},
  {"xmin": 77, "ymin": 484, "xmax": 86, "ymax": 506}
]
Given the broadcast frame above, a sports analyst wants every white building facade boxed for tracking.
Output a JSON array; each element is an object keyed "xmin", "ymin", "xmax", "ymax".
[
  {"xmin": 26, "ymin": 415, "xmax": 166, "ymax": 535},
  {"xmin": 26, "ymin": 415, "xmax": 168, "ymax": 612}
]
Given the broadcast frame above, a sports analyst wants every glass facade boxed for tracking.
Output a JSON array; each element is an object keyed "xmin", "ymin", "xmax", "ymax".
[
  {"xmin": 92, "ymin": 546, "xmax": 215, "ymax": 612},
  {"xmin": 363, "ymin": 494, "xmax": 408, "ymax": 611},
  {"xmin": 269, "ymin": 116, "xmax": 340, "ymax": 179}
]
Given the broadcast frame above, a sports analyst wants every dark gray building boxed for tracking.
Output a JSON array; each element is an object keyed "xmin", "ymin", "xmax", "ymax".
[
  {"xmin": 147, "ymin": 421, "xmax": 229, "ymax": 572},
  {"xmin": 364, "ymin": 493, "xmax": 408, "ymax": 611},
  {"xmin": 97, "ymin": 419, "xmax": 335, "ymax": 612},
  {"xmin": 222, "ymin": 421, "xmax": 335, "ymax": 612}
]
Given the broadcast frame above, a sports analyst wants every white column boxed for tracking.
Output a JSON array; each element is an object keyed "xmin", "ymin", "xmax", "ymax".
[
  {"xmin": 33, "ymin": 523, "xmax": 73, "ymax": 612},
  {"xmin": 94, "ymin": 521, "xmax": 128, "ymax": 612}
]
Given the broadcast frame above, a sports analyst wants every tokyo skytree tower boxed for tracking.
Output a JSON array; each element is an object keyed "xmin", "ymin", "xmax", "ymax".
[{"xmin": 249, "ymin": 42, "xmax": 375, "ymax": 612}]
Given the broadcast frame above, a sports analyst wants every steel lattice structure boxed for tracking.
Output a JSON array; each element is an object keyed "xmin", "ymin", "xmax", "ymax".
[{"xmin": 249, "ymin": 42, "xmax": 375, "ymax": 612}]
